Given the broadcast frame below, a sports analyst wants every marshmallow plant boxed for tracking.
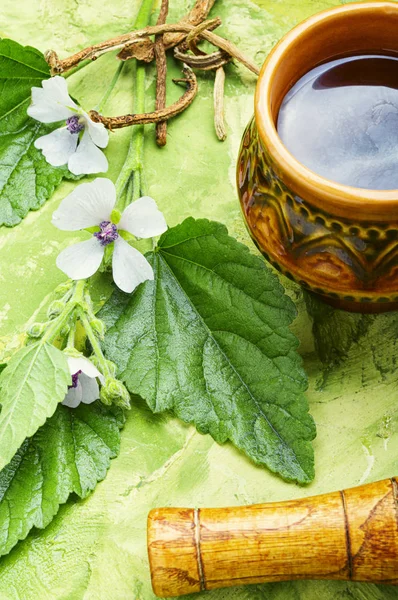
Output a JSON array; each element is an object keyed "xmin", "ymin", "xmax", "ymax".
[{"xmin": 0, "ymin": 3, "xmax": 315, "ymax": 568}]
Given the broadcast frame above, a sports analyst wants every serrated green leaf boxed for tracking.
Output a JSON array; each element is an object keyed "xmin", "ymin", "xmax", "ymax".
[
  {"xmin": 0, "ymin": 341, "xmax": 70, "ymax": 470},
  {"xmin": 0, "ymin": 402, "xmax": 124, "ymax": 557},
  {"xmin": 0, "ymin": 38, "xmax": 78, "ymax": 227},
  {"xmin": 101, "ymin": 218, "xmax": 316, "ymax": 484}
]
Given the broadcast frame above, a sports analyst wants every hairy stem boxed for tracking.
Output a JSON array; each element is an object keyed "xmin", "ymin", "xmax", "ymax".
[
  {"xmin": 66, "ymin": 321, "xmax": 76, "ymax": 349},
  {"xmin": 114, "ymin": 0, "xmax": 154, "ymax": 203},
  {"xmin": 132, "ymin": 60, "xmax": 146, "ymax": 202},
  {"xmin": 115, "ymin": 60, "xmax": 146, "ymax": 204},
  {"xmin": 42, "ymin": 280, "xmax": 86, "ymax": 344},
  {"xmin": 95, "ymin": 61, "xmax": 125, "ymax": 112},
  {"xmin": 79, "ymin": 311, "xmax": 112, "ymax": 378}
]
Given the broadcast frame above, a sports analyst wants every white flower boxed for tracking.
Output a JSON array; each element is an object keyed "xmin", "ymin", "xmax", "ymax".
[
  {"xmin": 27, "ymin": 76, "xmax": 109, "ymax": 175},
  {"xmin": 52, "ymin": 178, "xmax": 167, "ymax": 294},
  {"xmin": 63, "ymin": 356, "xmax": 103, "ymax": 409}
]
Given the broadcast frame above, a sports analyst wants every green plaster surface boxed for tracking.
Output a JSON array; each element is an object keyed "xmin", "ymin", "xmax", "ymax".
[{"xmin": 0, "ymin": 0, "xmax": 398, "ymax": 598}]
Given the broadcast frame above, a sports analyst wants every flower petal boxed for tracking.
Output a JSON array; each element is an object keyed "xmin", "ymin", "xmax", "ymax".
[
  {"xmin": 56, "ymin": 237, "xmax": 104, "ymax": 280},
  {"xmin": 34, "ymin": 127, "xmax": 78, "ymax": 167},
  {"xmin": 79, "ymin": 373, "xmax": 100, "ymax": 404},
  {"xmin": 52, "ymin": 178, "xmax": 117, "ymax": 231},
  {"xmin": 118, "ymin": 196, "xmax": 167, "ymax": 238},
  {"xmin": 62, "ymin": 381, "xmax": 83, "ymax": 408},
  {"xmin": 67, "ymin": 356, "xmax": 102, "ymax": 379},
  {"xmin": 27, "ymin": 76, "xmax": 77, "ymax": 123},
  {"xmin": 42, "ymin": 76, "xmax": 78, "ymax": 108},
  {"xmin": 112, "ymin": 237, "xmax": 154, "ymax": 294},
  {"xmin": 68, "ymin": 128, "xmax": 108, "ymax": 175},
  {"xmin": 82, "ymin": 111, "xmax": 109, "ymax": 148}
]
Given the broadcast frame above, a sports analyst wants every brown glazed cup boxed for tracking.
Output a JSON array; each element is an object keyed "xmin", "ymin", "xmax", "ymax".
[{"xmin": 237, "ymin": 2, "xmax": 398, "ymax": 313}]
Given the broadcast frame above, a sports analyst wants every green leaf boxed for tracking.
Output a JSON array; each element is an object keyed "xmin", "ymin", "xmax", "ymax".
[
  {"xmin": 101, "ymin": 218, "xmax": 316, "ymax": 483},
  {"xmin": 0, "ymin": 402, "xmax": 124, "ymax": 557},
  {"xmin": 0, "ymin": 38, "xmax": 77, "ymax": 227},
  {"xmin": 0, "ymin": 364, "xmax": 5, "ymax": 375},
  {"xmin": 0, "ymin": 342, "xmax": 70, "ymax": 470}
]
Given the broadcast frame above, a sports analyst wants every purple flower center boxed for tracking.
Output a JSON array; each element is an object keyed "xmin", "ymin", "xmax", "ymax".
[
  {"xmin": 69, "ymin": 370, "xmax": 82, "ymax": 389},
  {"xmin": 66, "ymin": 115, "xmax": 84, "ymax": 134},
  {"xmin": 94, "ymin": 221, "xmax": 119, "ymax": 246}
]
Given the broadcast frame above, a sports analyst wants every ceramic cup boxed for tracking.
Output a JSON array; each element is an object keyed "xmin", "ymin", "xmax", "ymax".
[{"xmin": 237, "ymin": 1, "xmax": 398, "ymax": 313}]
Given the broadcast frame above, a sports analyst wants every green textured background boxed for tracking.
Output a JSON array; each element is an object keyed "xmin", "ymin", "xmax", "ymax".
[{"xmin": 1, "ymin": 0, "xmax": 398, "ymax": 598}]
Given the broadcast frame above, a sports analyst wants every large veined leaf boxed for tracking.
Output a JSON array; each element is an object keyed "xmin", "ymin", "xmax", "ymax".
[
  {"xmin": 102, "ymin": 218, "xmax": 316, "ymax": 484},
  {"xmin": 0, "ymin": 38, "xmax": 77, "ymax": 227},
  {"xmin": 0, "ymin": 402, "xmax": 124, "ymax": 557},
  {"xmin": 0, "ymin": 342, "xmax": 70, "ymax": 470}
]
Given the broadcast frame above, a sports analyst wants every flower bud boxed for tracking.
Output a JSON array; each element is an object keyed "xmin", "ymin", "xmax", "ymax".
[
  {"xmin": 27, "ymin": 322, "xmax": 47, "ymax": 338},
  {"xmin": 90, "ymin": 318, "xmax": 106, "ymax": 339},
  {"xmin": 47, "ymin": 300, "xmax": 65, "ymax": 319},
  {"xmin": 100, "ymin": 378, "xmax": 130, "ymax": 410}
]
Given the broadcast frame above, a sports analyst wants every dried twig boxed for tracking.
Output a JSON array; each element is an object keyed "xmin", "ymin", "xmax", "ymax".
[
  {"xmin": 117, "ymin": 18, "xmax": 222, "ymax": 63},
  {"xmin": 186, "ymin": 19, "xmax": 213, "ymax": 53},
  {"xmin": 213, "ymin": 66, "xmax": 226, "ymax": 141},
  {"xmin": 45, "ymin": 1, "xmax": 259, "ymax": 140},
  {"xmin": 47, "ymin": 19, "xmax": 259, "ymax": 76},
  {"xmin": 179, "ymin": 36, "xmax": 205, "ymax": 56},
  {"xmin": 46, "ymin": 24, "xmax": 208, "ymax": 74},
  {"xmin": 203, "ymin": 28, "xmax": 259, "ymax": 75},
  {"xmin": 154, "ymin": 0, "xmax": 169, "ymax": 146},
  {"xmin": 118, "ymin": 0, "xmax": 216, "ymax": 62},
  {"xmin": 174, "ymin": 47, "xmax": 230, "ymax": 71},
  {"xmin": 89, "ymin": 65, "xmax": 197, "ymax": 129}
]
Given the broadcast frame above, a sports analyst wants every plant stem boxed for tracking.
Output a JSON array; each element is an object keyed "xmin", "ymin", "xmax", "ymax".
[
  {"xmin": 134, "ymin": 0, "xmax": 155, "ymax": 30},
  {"xmin": 63, "ymin": 59, "xmax": 92, "ymax": 78},
  {"xmin": 115, "ymin": 0, "xmax": 155, "ymax": 205},
  {"xmin": 133, "ymin": 62, "xmax": 146, "ymax": 201},
  {"xmin": 42, "ymin": 280, "xmax": 86, "ymax": 344},
  {"xmin": 66, "ymin": 322, "xmax": 76, "ymax": 349},
  {"xmin": 79, "ymin": 311, "xmax": 112, "ymax": 378},
  {"xmin": 95, "ymin": 61, "xmax": 125, "ymax": 113},
  {"xmin": 114, "ymin": 60, "xmax": 146, "ymax": 205}
]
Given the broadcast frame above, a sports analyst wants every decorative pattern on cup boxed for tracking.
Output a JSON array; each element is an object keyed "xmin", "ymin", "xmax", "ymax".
[{"xmin": 237, "ymin": 117, "xmax": 398, "ymax": 306}]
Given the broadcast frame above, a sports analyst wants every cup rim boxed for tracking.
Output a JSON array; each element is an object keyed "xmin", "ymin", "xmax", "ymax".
[{"xmin": 255, "ymin": 1, "xmax": 398, "ymax": 219}]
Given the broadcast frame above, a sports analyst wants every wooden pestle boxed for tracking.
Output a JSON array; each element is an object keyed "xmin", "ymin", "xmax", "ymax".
[{"xmin": 147, "ymin": 478, "xmax": 398, "ymax": 597}]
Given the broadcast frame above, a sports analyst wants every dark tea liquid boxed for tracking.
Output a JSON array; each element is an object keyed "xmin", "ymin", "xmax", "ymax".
[{"xmin": 277, "ymin": 54, "xmax": 398, "ymax": 190}]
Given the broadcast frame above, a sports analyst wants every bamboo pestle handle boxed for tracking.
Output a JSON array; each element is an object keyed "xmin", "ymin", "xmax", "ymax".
[{"xmin": 147, "ymin": 477, "xmax": 398, "ymax": 597}]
